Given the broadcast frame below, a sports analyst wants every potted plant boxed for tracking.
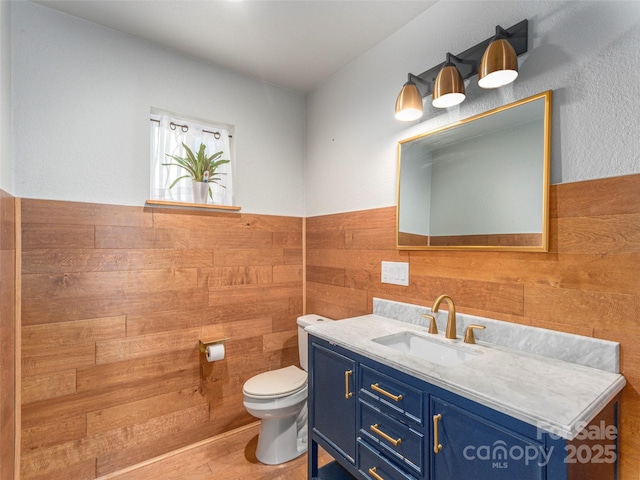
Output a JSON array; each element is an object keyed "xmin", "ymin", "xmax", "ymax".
[{"xmin": 162, "ymin": 142, "xmax": 230, "ymax": 204}]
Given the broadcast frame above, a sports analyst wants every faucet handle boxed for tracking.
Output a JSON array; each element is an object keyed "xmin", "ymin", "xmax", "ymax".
[
  {"xmin": 422, "ymin": 314, "xmax": 438, "ymax": 334},
  {"xmin": 464, "ymin": 324, "xmax": 486, "ymax": 344}
]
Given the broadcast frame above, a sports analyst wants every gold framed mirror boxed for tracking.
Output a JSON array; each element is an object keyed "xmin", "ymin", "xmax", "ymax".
[{"xmin": 396, "ymin": 90, "xmax": 552, "ymax": 251}]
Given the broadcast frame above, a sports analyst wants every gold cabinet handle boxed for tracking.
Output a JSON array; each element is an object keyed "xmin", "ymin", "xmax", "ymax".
[
  {"xmin": 370, "ymin": 424, "xmax": 402, "ymax": 447},
  {"xmin": 344, "ymin": 370, "xmax": 353, "ymax": 399},
  {"xmin": 368, "ymin": 466, "xmax": 384, "ymax": 480},
  {"xmin": 371, "ymin": 383, "xmax": 403, "ymax": 402},
  {"xmin": 433, "ymin": 414, "xmax": 443, "ymax": 453}
]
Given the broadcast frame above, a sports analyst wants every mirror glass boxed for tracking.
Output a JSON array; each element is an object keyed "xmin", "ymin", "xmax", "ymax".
[{"xmin": 397, "ymin": 91, "xmax": 551, "ymax": 251}]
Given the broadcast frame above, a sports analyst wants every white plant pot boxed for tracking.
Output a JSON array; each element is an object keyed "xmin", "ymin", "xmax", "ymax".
[{"xmin": 192, "ymin": 180, "xmax": 209, "ymax": 204}]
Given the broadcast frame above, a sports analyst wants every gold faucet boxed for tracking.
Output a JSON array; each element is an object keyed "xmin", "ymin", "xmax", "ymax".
[
  {"xmin": 464, "ymin": 324, "xmax": 486, "ymax": 344},
  {"xmin": 432, "ymin": 295, "xmax": 457, "ymax": 339}
]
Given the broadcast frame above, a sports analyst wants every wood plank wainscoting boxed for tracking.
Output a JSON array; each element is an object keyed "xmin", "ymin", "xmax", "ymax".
[
  {"xmin": 306, "ymin": 174, "xmax": 640, "ymax": 480},
  {"xmin": 0, "ymin": 190, "xmax": 17, "ymax": 480},
  {"xmin": 12, "ymin": 173, "xmax": 640, "ymax": 479},
  {"xmin": 19, "ymin": 201, "xmax": 303, "ymax": 479}
]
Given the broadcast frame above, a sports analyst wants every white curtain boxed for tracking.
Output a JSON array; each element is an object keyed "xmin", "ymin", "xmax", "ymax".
[{"xmin": 150, "ymin": 114, "xmax": 233, "ymax": 205}]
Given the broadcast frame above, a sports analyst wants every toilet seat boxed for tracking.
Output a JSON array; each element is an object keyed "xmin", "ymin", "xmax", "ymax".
[{"xmin": 243, "ymin": 365, "xmax": 307, "ymax": 399}]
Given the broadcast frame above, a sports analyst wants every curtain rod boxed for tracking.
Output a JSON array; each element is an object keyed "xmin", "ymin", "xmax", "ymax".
[{"xmin": 149, "ymin": 118, "xmax": 232, "ymax": 139}]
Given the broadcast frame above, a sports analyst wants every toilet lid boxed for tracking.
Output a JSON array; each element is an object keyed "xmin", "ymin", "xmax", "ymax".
[{"xmin": 243, "ymin": 365, "xmax": 307, "ymax": 398}]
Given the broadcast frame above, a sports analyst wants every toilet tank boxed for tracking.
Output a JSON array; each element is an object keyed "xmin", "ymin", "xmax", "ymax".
[{"xmin": 297, "ymin": 314, "xmax": 334, "ymax": 371}]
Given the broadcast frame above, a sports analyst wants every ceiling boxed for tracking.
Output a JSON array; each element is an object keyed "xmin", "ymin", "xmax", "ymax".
[{"xmin": 32, "ymin": 0, "xmax": 438, "ymax": 93}]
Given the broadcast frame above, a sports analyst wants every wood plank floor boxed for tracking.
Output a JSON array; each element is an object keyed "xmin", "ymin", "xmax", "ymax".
[{"xmin": 99, "ymin": 422, "xmax": 332, "ymax": 480}]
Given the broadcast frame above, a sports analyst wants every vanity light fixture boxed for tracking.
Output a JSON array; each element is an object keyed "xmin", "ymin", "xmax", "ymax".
[
  {"xmin": 432, "ymin": 53, "xmax": 466, "ymax": 109},
  {"xmin": 478, "ymin": 26, "xmax": 519, "ymax": 89},
  {"xmin": 394, "ymin": 74, "xmax": 429, "ymax": 121},
  {"xmin": 394, "ymin": 19, "xmax": 528, "ymax": 121}
]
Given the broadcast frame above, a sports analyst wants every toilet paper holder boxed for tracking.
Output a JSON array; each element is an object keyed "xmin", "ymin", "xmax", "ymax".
[{"xmin": 199, "ymin": 338, "xmax": 228, "ymax": 353}]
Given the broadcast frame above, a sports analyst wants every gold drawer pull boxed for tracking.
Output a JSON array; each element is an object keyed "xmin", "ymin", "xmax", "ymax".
[
  {"xmin": 371, "ymin": 383, "xmax": 403, "ymax": 402},
  {"xmin": 368, "ymin": 466, "xmax": 384, "ymax": 480},
  {"xmin": 370, "ymin": 423, "xmax": 402, "ymax": 447},
  {"xmin": 344, "ymin": 370, "xmax": 353, "ymax": 399},
  {"xmin": 433, "ymin": 414, "xmax": 443, "ymax": 453}
]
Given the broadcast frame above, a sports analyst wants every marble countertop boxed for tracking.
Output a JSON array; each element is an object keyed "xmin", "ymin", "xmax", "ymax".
[{"xmin": 306, "ymin": 314, "xmax": 626, "ymax": 440}]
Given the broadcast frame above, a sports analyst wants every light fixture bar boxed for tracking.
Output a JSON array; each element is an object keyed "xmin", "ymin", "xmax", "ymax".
[{"xmin": 408, "ymin": 19, "xmax": 528, "ymax": 99}]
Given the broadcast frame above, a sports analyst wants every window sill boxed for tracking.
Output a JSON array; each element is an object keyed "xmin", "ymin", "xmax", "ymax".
[{"xmin": 145, "ymin": 199, "xmax": 241, "ymax": 212}]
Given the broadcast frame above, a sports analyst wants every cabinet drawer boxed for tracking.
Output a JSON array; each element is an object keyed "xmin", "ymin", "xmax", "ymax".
[
  {"xmin": 360, "ymin": 403, "xmax": 424, "ymax": 475},
  {"xmin": 360, "ymin": 365, "xmax": 423, "ymax": 425},
  {"xmin": 358, "ymin": 440, "xmax": 418, "ymax": 480}
]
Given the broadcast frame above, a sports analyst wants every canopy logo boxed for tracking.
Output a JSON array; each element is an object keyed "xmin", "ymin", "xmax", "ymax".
[{"xmin": 463, "ymin": 441, "xmax": 554, "ymax": 468}]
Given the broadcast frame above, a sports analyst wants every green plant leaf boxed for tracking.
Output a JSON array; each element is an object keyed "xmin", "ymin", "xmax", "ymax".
[
  {"xmin": 209, "ymin": 159, "xmax": 231, "ymax": 170},
  {"xmin": 168, "ymin": 174, "xmax": 191, "ymax": 189},
  {"xmin": 182, "ymin": 143, "xmax": 197, "ymax": 163},
  {"xmin": 206, "ymin": 150, "xmax": 223, "ymax": 161},
  {"xmin": 165, "ymin": 155, "xmax": 197, "ymax": 175}
]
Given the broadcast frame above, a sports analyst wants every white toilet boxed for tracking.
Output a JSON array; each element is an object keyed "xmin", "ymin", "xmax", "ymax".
[{"xmin": 242, "ymin": 314, "xmax": 333, "ymax": 465}]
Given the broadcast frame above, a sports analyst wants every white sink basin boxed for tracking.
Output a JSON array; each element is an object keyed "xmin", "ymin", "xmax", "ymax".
[{"xmin": 372, "ymin": 331, "xmax": 482, "ymax": 366}]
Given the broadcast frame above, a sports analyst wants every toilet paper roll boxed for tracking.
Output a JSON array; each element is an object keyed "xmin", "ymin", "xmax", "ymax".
[{"xmin": 205, "ymin": 343, "xmax": 225, "ymax": 362}]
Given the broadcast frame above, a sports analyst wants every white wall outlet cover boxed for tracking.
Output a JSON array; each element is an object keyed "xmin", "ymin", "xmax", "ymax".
[{"xmin": 381, "ymin": 261, "xmax": 409, "ymax": 286}]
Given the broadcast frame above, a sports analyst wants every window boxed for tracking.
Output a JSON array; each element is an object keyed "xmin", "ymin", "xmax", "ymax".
[{"xmin": 150, "ymin": 112, "xmax": 234, "ymax": 206}]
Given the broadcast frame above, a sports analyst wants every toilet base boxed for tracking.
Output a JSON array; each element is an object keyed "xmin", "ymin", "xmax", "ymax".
[{"xmin": 255, "ymin": 406, "xmax": 308, "ymax": 465}]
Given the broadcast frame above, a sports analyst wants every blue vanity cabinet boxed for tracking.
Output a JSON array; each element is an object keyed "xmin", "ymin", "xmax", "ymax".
[
  {"xmin": 309, "ymin": 341, "xmax": 359, "ymax": 479},
  {"xmin": 430, "ymin": 396, "xmax": 545, "ymax": 479},
  {"xmin": 429, "ymin": 393, "xmax": 619, "ymax": 480},
  {"xmin": 308, "ymin": 335, "xmax": 618, "ymax": 480}
]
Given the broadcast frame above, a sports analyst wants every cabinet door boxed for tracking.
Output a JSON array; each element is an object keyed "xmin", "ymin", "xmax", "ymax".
[
  {"xmin": 431, "ymin": 397, "xmax": 545, "ymax": 480},
  {"xmin": 311, "ymin": 343, "xmax": 357, "ymax": 463}
]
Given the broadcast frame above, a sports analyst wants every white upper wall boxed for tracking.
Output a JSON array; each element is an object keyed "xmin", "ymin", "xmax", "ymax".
[
  {"xmin": 9, "ymin": 1, "xmax": 640, "ymax": 216},
  {"xmin": 11, "ymin": 1, "xmax": 306, "ymax": 216},
  {"xmin": 305, "ymin": 0, "xmax": 640, "ymax": 217},
  {"xmin": 1, "ymin": 0, "xmax": 12, "ymax": 194}
]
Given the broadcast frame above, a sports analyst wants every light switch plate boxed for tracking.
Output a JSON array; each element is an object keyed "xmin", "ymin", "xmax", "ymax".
[{"xmin": 381, "ymin": 261, "xmax": 409, "ymax": 286}]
